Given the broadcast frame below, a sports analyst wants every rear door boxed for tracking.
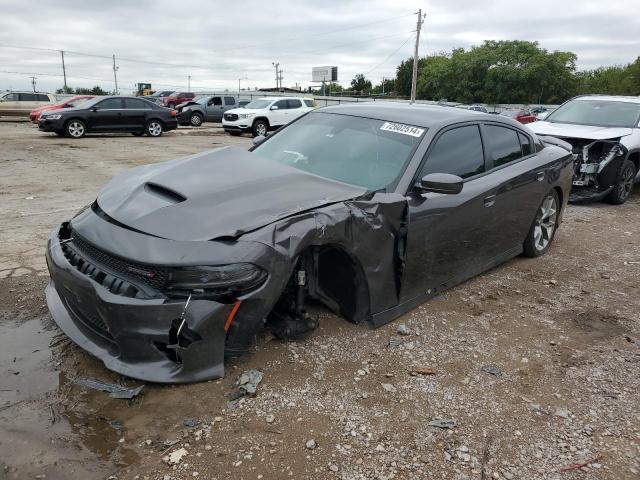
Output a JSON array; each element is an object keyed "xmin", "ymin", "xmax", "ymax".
[
  {"xmin": 286, "ymin": 98, "xmax": 304, "ymax": 121},
  {"xmin": 402, "ymin": 123, "xmax": 499, "ymax": 302},
  {"xmin": 122, "ymin": 98, "xmax": 152, "ymax": 131},
  {"xmin": 480, "ymin": 123, "xmax": 546, "ymax": 255},
  {"xmin": 88, "ymin": 98, "xmax": 124, "ymax": 132},
  {"xmin": 205, "ymin": 96, "xmax": 224, "ymax": 121}
]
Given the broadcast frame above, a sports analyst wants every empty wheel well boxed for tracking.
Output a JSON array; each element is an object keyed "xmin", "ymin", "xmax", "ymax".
[
  {"xmin": 627, "ymin": 151, "xmax": 640, "ymax": 172},
  {"xmin": 553, "ymin": 186, "xmax": 563, "ymax": 209}
]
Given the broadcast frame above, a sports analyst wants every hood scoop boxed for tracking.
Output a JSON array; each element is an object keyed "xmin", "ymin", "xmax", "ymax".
[{"xmin": 144, "ymin": 182, "xmax": 186, "ymax": 204}]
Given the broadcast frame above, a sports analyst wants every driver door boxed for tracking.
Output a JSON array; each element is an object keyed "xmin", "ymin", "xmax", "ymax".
[
  {"xmin": 205, "ymin": 97, "xmax": 223, "ymax": 121},
  {"xmin": 400, "ymin": 123, "xmax": 499, "ymax": 303},
  {"xmin": 269, "ymin": 99, "xmax": 289, "ymax": 126}
]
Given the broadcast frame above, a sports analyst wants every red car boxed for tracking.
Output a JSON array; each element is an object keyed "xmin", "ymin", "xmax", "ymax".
[
  {"xmin": 162, "ymin": 92, "xmax": 195, "ymax": 108},
  {"xmin": 30, "ymin": 95, "xmax": 94, "ymax": 123},
  {"xmin": 499, "ymin": 108, "xmax": 536, "ymax": 124}
]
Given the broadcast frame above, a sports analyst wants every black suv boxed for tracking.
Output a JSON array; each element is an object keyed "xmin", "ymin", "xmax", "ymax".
[{"xmin": 38, "ymin": 96, "xmax": 179, "ymax": 138}]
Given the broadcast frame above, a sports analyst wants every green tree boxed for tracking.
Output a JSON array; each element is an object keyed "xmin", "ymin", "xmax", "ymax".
[
  {"xmin": 372, "ymin": 78, "xmax": 395, "ymax": 95},
  {"xmin": 395, "ymin": 57, "xmax": 428, "ymax": 97},
  {"xmin": 350, "ymin": 74, "xmax": 372, "ymax": 94}
]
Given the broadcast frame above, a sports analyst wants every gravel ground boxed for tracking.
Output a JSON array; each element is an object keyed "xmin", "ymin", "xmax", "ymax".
[{"xmin": 0, "ymin": 121, "xmax": 638, "ymax": 480}]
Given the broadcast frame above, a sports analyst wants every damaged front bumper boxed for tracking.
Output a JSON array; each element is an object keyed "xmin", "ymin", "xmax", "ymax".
[
  {"xmin": 569, "ymin": 140, "xmax": 627, "ymax": 200},
  {"xmin": 45, "ymin": 210, "xmax": 286, "ymax": 383}
]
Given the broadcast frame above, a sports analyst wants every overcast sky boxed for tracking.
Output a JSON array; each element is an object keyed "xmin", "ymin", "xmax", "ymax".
[{"xmin": 0, "ymin": 0, "xmax": 638, "ymax": 94}]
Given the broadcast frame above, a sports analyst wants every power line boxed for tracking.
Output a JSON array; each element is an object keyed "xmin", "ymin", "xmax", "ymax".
[{"xmin": 365, "ymin": 34, "xmax": 415, "ymax": 76}]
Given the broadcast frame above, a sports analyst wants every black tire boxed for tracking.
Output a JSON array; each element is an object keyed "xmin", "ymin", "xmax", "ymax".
[
  {"xmin": 189, "ymin": 112, "xmax": 204, "ymax": 127},
  {"xmin": 605, "ymin": 159, "xmax": 636, "ymax": 205},
  {"xmin": 523, "ymin": 189, "xmax": 560, "ymax": 258},
  {"xmin": 229, "ymin": 131, "xmax": 242, "ymax": 136},
  {"xmin": 131, "ymin": 132, "xmax": 144, "ymax": 136},
  {"xmin": 65, "ymin": 119, "xmax": 86, "ymax": 138},
  {"xmin": 146, "ymin": 120, "xmax": 164, "ymax": 137},
  {"xmin": 252, "ymin": 119, "xmax": 269, "ymax": 138}
]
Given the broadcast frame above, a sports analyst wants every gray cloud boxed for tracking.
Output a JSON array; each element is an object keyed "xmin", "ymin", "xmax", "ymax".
[{"xmin": 0, "ymin": 0, "xmax": 638, "ymax": 93}]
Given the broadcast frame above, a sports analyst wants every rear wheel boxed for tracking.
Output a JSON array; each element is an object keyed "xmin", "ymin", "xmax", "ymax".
[
  {"xmin": 605, "ymin": 159, "xmax": 636, "ymax": 205},
  {"xmin": 252, "ymin": 119, "xmax": 268, "ymax": 138},
  {"xmin": 189, "ymin": 112, "xmax": 203, "ymax": 127},
  {"xmin": 523, "ymin": 190, "xmax": 559, "ymax": 258},
  {"xmin": 146, "ymin": 120, "xmax": 163, "ymax": 137},
  {"xmin": 65, "ymin": 119, "xmax": 86, "ymax": 138}
]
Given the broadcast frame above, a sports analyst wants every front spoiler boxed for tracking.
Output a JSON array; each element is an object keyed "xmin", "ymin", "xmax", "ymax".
[{"xmin": 45, "ymin": 229, "xmax": 233, "ymax": 383}]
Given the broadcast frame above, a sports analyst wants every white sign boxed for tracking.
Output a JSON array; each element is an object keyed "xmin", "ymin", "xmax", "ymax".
[
  {"xmin": 312, "ymin": 66, "xmax": 338, "ymax": 82},
  {"xmin": 380, "ymin": 122, "xmax": 425, "ymax": 137}
]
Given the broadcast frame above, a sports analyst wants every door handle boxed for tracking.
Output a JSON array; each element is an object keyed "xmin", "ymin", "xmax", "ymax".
[
  {"xmin": 536, "ymin": 171, "xmax": 545, "ymax": 182},
  {"xmin": 484, "ymin": 194, "xmax": 496, "ymax": 207}
]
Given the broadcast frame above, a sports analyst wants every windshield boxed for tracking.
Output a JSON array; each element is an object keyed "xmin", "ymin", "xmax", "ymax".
[
  {"xmin": 195, "ymin": 96, "xmax": 210, "ymax": 104},
  {"xmin": 66, "ymin": 97, "xmax": 91, "ymax": 108},
  {"xmin": 252, "ymin": 112, "xmax": 424, "ymax": 191},
  {"xmin": 243, "ymin": 99, "xmax": 272, "ymax": 109},
  {"xmin": 546, "ymin": 99, "xmax": 640, "ymax": 128}
]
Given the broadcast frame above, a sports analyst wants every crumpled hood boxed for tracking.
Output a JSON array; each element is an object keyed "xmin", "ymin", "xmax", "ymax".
[
  {"xmin": 528, "ymin": 121, "xmax": 633, "ymax": 140},
  {"xmin": 96, "ymin": 146, "xmax": 367, "ymax": 241}
]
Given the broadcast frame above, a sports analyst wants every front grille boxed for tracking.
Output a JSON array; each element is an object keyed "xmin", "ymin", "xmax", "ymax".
[
  {"xmin": 60, "ymin": 231, "xmax": 169, "ymax": 296},
  {"xmin": 224, "ymin": 113, "xmax": 238, "ymax": 121}
]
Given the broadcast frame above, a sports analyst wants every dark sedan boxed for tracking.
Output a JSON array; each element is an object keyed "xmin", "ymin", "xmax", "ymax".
[
  {"xmin": 38, "ymin": 96, "xmax": 178, "ymax": 138},
  {"xmin": 45, "ymin": 103, "xmax": 574, "ymax": 382}
]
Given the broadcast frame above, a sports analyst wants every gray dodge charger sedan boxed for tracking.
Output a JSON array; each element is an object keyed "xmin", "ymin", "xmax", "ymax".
[{"xmin": 45, "ymin": 103, "xmax": 574, "ymax": 383}]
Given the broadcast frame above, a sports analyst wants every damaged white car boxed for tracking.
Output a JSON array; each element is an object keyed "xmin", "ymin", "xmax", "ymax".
[{"xmin": 529, "ymin": 95, "xmax": 640, "ymax": 204}]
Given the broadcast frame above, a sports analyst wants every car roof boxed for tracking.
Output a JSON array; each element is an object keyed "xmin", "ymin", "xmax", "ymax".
[
  {"xmin": 318, "ymin": 102, "xmax": 503, "ymax": 128},
  {"xmin": 573, "ymin": 95, "xmax": 640, "ymax": 104}
]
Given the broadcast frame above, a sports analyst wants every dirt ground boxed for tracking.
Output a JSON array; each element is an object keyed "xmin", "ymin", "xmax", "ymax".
[{"xmin": 0, "ymin": 120, "xmax": 638, "ymax": 480}]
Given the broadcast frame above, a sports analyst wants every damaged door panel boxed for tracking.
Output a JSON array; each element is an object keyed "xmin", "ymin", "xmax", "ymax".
[{"xmin": 45, "ymin": 104, "xmax": 574, "ymax": 383}]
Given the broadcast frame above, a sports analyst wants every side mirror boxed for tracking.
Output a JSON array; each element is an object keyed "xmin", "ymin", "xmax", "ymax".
[
  {"xmin": 417, "ymin": 173, "xmax": 463, "ymax": 195},
  {"xmin": 252, "ymin": 135, "xmax": 267, "ymax": 147},
  {"xmin": 270, "ymin": 105, "xmax": 279, "ymax": 110}
]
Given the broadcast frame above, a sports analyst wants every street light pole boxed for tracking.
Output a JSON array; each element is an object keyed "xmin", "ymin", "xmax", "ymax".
[
  {"xmin": 112, "ymin": 54, "xmax": 119, "ymax": 94},
  {"xmin": 238, "ymin": 76, "xmax": 247, "ymax": 93},
  {"xmin": 60, "ymin": 50, "xmax": 67, "ymax": 91},
  {"xmin": 272, "ymin": 62, "xmax": 279, "ymax": 90}
]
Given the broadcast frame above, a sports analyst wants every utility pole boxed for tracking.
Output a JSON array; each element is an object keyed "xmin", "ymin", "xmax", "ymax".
[
  {"xmin": 188, "ymin": 75, "xmax": 191, "ymax": 90},
  {"xmin": 272, "ymin": 62, "xmax": 280, "ymax": 90},
  {"xmin": 112, "ymin": 54, "xmax": 119, "ymax": 94},
  {"xmin": 60, "ymin": 50, "xmax": 67, "ymax": 91},
  {"xmin": 278, "ymin": 70, "xmax": 283, "ymax": 90},
  {"xmin": 238, "ymin": 76, "xmax": 248, "ymax": 92},
  {"xmin": 410, "ymin": 9, "xmax": 425, "ymax": 103},
  {"xmin": 382, "ymin": 76, "xmax": 385, "ymax": 96},
  {"xmin": 30, "ymin": 76, "xmax": 37, "ymax": 92}
]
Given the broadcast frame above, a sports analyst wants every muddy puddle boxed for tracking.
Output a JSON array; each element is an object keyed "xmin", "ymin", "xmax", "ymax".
[{"xmin": 0, "ymin": 313, "xmax": 138, "ymax": 479}]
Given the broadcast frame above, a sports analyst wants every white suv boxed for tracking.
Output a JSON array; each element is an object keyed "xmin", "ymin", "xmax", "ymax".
[{"xmin": 223, "ymin": 97, "xmax": 315, "ymax": 137}]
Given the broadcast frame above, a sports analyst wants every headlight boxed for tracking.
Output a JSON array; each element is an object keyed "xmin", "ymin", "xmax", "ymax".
[
  {"xmin": 239, "ymin": 113, "xmax": 254, "ymax": 119},
  {"xmin": 166, "ymin": 263, "xmax": 267, "ymax": 297},
  {"xmin": 44, "ymin": 114, "xmax": 62, "ymax": 120}
]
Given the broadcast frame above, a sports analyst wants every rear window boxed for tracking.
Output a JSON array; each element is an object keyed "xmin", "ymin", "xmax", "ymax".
[
  {"xmin": 485, "ymin": 125, "xmax": 522, "ymax": 167},
  {"xmin": 288, "ymin": 99, "xmax": 302, "ymax": 109},
  {"xmin": 36, "ymin": 94, "xmax": 49, "ymax": 101},
  {"xmin": 224, "ymin": 97, "xmax": 236, "ymax": 106}
]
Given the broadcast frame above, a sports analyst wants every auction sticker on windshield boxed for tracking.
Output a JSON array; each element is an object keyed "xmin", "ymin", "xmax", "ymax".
[{"xmin": 380, "ymin": 122, "xmax": 425, "ymax": 137}]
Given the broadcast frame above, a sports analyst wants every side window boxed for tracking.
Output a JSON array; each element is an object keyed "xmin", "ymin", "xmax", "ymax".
[
  {"xmin": 210, "ymin": 97, "xmax": 222, "ymax": 106},
  {"xmin": 274, "ymin": 99, "xmax": 289, "ymax": 109},
  {"xmin": 20, "ymin": 93, "xmax": 37, "ymax": 101},
  {"xmin": 124, "ymin": 98, "xmax": 151, "ymax": 109},
  {"xmin": 519, "ymin": 132, "xmax": 533, "ymax": 157},
  {"xmin": 3, "ymin": 93, "xmax": 18, "ymax": 101},
  {"xmin": 420, "ymin": 125, "xmax": 485, "ymax": 179},
  {"xmin": 97, "ymin": 98, "xmax": 123, "ymax": 109},
  {"xmin": 287, "ymin": 99, "xmax": 302, "ymax": 109},
  {"xmin": 485, "ymin": 125, "xmax": 522, "ymax": 168},
  {"xmin": 224, "ymin": 97, "xmax": 236, "ymax": 106},
  {"xmin": 36, "ymin": 94, "xmax": 49, "ymax": 101}
]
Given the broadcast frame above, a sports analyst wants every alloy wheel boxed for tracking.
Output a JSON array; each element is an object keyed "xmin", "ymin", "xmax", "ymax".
[
  {"xmin": 148, "ymin": 121, "xmax": 162, "ymax": 136},
  {"xmin": 256, "ymin": 122, "xmax": 267, "ymax": 136},
  {"xmin": 190, "ymin": 114, "xmax": 202, "ymax": 126},
  {"xmin": 620, "ymin": 164, "xmax": 635, "ymax": 199},
  {"xmin": 533, "ymin": 194, "xmax": 558, "ymax": 252},
  {"xmin": 68, "ymin": 121, "xmax": 85, "ymax": 138}
]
